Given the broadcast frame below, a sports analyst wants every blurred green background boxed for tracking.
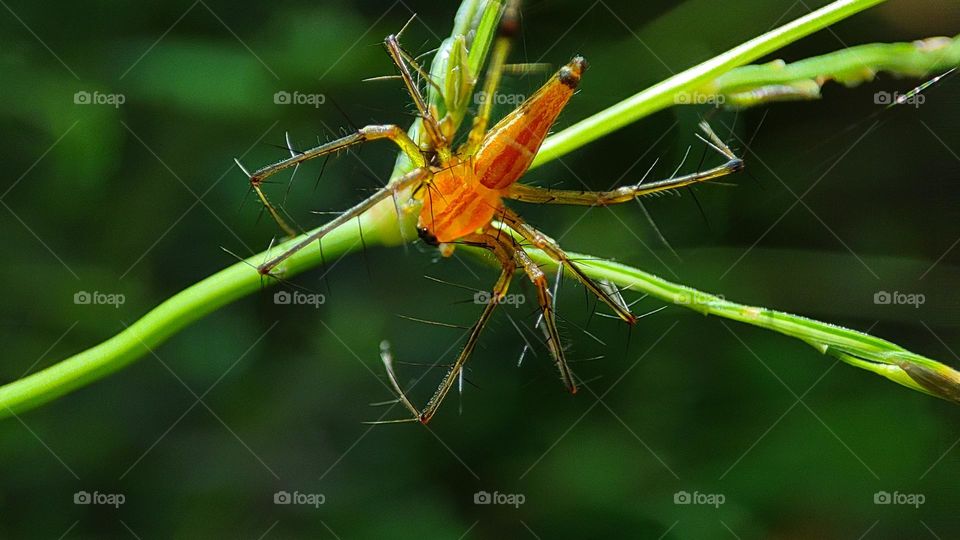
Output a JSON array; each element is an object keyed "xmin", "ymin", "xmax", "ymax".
[{"xmin": 2, "ymin": 0, "xmax": 960, "ymax": 537}]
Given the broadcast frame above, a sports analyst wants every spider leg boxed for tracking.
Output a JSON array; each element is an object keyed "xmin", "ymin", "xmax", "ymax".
[
  {"xmin": 258, "ymin": 167, "xmax": 431, "ymax": 275},
  {"xmin": 497, "ymin": 206, "xmax": 637, "ymax": 325},
  {"xmin": 505, "ymin": 122, "xmax": 743, "ymax": 205},
  {"xmin": 463, "ymin": 0, "xmax": 521, "ymax": 153},
  {"xmin": 413, "ymin": 231, "xmax": 516, "ymax": 424},
  {"xmin": 512, "ymin": 239, "xmax": 577, "ymax": 394},
  {"xmin": 384, "ymin": 35, "xmax": 450, "ymax": 160},
  {"xmin": 236, "ymin": 125, "xmax": 426, "ymax": 236}
]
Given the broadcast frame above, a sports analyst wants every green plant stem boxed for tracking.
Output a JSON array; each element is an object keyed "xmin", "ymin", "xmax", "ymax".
[
  {"xmin": 695, "ymin": 34, "xmax": 960, "ymax": 107},
  {"xmin": 0, "ymin": 222, "xmax": 366, "ymax": 417},
  {"xmin": 7, "ymin": 0, "xmax": 960, "ymax": 419},
  {"xmin": 530, "ymin": 0, "xmax": 886, "ymax": 167},
  {"xmin": 506, "ymin": 248, "xmax": 960, "ymax": 402}
]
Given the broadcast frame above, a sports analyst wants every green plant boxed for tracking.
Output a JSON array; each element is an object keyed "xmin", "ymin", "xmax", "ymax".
[{"xmin": 2, "ymin": 0, "xmax": 958, "ymax": 419}]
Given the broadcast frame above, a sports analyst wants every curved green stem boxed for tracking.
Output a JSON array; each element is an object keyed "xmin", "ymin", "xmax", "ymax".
[
  {"xmin": 6, "ymin": 0, "xmax": 959, "ymax": 419},
  {"xmin": 1, "ymin": 222, "xmax": 370, "ymax": 416}
]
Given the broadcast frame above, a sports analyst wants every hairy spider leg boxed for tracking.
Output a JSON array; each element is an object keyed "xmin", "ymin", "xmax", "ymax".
[
  {"xmin": 237, "ymin": 31, "xmax": 454, "ymax": 237},
  {"xmin": 497, "ymin": 206, "xmax": 638, "ymax": 324},
  {"xmin": 235, "ymin": 125, "xmax": 427, "ymax": 237},
  {"xmin": 511, "ymin": 239, "xmax": 577, "ymax": 393},
  {"xmin": 258, "ymin": 167, "xmax": 431, "ymax": 275},
  {"xmin": 380, "ymin": 227, "xmax": 579, "ymax": 424},
  {"xmin": 505, "ymin": 122, "xmax": 744, "ymax": 205},
  {"xmin": 414, "ymin": 231, "xmax": 517, "ymax": 424},
  {"xmin": 384, "ymin": 34, "xmax": 451, "ymax": 162}
]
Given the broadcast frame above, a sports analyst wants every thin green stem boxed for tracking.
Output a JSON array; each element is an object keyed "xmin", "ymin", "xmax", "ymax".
[
  {"xmin": 508, "ymin": 249, "xmax": 959, "ymax": 402},
  {"xmin": 693, "ymin": 34, "xmax": 960, "ymax": 107},
  {"xmin": 530, "ymin": 0, "xmax": 886, "ymax": 167},
  {"xmin": 0, "ymin": 222, "xmax": 367, "ymax": 416}
]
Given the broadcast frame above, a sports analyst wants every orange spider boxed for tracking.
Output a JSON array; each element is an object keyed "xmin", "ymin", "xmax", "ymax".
[{"xmin": 235, "ymin": 6, "xmax": 742, "ymax": 424}]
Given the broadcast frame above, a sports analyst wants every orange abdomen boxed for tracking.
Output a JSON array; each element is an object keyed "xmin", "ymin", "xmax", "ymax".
[{"xmin": 473, "ymin": 56, "xmax": 586, "ymax": 190}]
